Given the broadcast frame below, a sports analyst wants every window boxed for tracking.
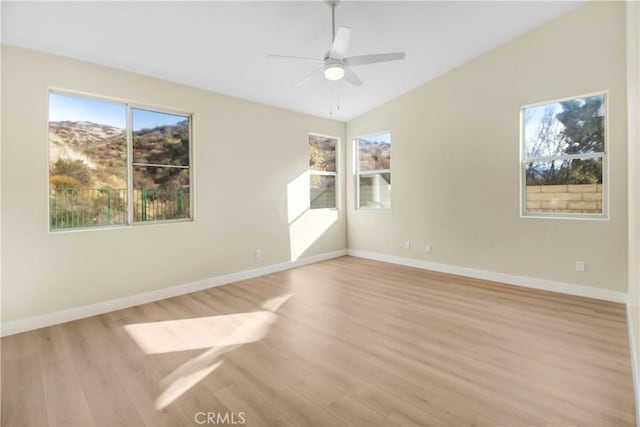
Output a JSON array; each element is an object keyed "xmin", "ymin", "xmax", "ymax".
[
  {"xmin": 48, "ymin": 92, "xmax": 192, "ymax": 230},
  {"xmin": 132, "ymin": 108, "xmax": 191, "ymax": 222},
  {"xmin": 356, "ymin": 132, "xmax": 391, "ymax": 209},
  {"xmin": 521, "ymin": 93, "xmax": 606, "ymax": 218},
  {"xmin": 309, "ymin": 134, "xmax": 338, "ymax": 209}
]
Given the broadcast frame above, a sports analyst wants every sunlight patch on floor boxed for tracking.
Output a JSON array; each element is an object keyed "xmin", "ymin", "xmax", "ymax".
[
  {"xmin": 124, "ymin": 311, "xmax": 278, "ymax": 354},
  {"xmin": 124, "ymin": 294, "xmax": 291, "ymax": 409},
  {"xmin": 155, "ymin": 360, "xmax": 223, "ymax": 410}
]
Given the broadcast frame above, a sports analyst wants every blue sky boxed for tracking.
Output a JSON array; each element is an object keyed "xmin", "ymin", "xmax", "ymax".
[
  {"xmin": 50, "ymin": 93, "xmax": 126, "ymax": 128},
  {"xmin": 523, "ymin": 95, "xmax": 604, "ymax": 157},
  {"xmin": 132, "ymin": 108, "xmax": 186, "ymax": 131},
  {"xmin": 523, "ymin": 102, "xmax": 564, "ymax": 155},
  {"xmin": 359, "ymin": 132, "xmax": 391, "ymax": 144},
  {"xmin": 49, "ymin": 93, "xmax": 186, "ymax": 130}
]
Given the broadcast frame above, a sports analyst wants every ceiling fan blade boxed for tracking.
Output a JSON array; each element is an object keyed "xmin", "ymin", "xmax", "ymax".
[
  {"xmin": 268, "ymin": 54, "xmax": 323, "ymax": 64},
  {"xmin": 344, "ymin": 52, "xmax": 405, "ymax": 67},
  {"xmin": 343, "ymin": 68, "xmax": 362, "ymax": 87},
  {"xmin": 329, "ymin": 26, "xmax": 351, "ymax": 60},
  {"xmin": 295, "ymin": 66, "xmax": 323, "ymax": 87}
]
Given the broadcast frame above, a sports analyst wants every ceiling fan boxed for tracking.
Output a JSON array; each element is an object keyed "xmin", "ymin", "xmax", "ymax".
[{"xmin": 268, "ymin": 0, "xmax": 405, "ymax": 87}]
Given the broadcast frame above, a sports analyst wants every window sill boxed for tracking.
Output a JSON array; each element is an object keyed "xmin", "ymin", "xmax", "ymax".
[
  {"xmin": 521, "ymin": 213, "xmax": 608, "ymax": 221},
  {"xmin": 48, "ymin": 218, "xmax": 194, "ymax": 234}
]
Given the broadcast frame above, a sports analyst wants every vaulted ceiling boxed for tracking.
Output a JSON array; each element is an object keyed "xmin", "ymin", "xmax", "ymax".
[{"xmin": 1, "ymin": 1, "xmax": 581, "ymax": 121}]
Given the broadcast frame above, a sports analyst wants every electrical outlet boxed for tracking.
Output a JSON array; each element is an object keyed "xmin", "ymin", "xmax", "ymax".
[
  {"xmin": 255, "ymin": 248, "xmax": 262, "ymax": 260},
  {"xmin": 404, "ymin": 241, "xmax": 411, "ymax": 250},
  {"xmin": 424, "ymin": 243, "xmax": 432, "ymax": 253},
  {"xmin": 575, "ymin": 260, "xmax": 585, "ymax": 272}
]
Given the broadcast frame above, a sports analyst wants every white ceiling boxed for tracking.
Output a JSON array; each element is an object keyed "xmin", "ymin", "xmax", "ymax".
[{"xmin": 1, "ymin": 1, "xmax": 581, "ymax": 122}]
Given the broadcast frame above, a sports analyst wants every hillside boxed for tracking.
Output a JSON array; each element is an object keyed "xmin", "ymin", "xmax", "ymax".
[
  {"xmin": 132, "ymin": 120, "xmax": 190, "ymax": 190},
  {"xmin": 359, "ymin": 140, "xmax": 390, "ymax": 171},
  {"xmin": 309, "ymin": 135, "xmax": 336, "ymax": 172},
  {"xmin": 49, "ymin": 121, "xmax": 126, "ymax": 188},
  {"xmin": 49, "ymin": 120, "xmax": 189, "ymax": 189}
]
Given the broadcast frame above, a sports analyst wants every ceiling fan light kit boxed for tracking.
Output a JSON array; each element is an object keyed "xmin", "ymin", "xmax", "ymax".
[
  {"xmin": 324, "ymin": 60, "xmax": 345, "ymax": 81},
  {"xmin": 268, "ymin": 0, "xmax": 406, "ymax": 86}
]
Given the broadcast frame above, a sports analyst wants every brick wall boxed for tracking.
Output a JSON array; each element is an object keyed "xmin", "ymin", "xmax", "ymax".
[{"xmin": 526, "ymin": 184, "xmax": 603, "ymax": 214}]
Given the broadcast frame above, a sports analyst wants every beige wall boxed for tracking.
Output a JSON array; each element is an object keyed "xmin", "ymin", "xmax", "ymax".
[
  {"xmin": 346, "ymin": 2, "xmax": 628, "ymax": 291},
  {"xmin": 0, "ymin": 45, "xmax": 346, "ymax": 322},
  {"xmin": 0, "ymin": 2, "xmax": 632, "ymax": 324},
  {"xmin": 626, "ymin": 0, "xmax": 640, "ymax": 408}
]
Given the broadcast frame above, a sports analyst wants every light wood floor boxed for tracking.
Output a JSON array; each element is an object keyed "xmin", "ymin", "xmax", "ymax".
[{"xmin": 1, "ymin": 256, "xmax": 636, "ymax": 426}]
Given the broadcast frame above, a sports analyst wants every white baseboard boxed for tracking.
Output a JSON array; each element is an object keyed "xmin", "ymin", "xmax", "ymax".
[
  {"xmin": 1, "ymin": 249, "xmax": 347, "ymax": 337},
  {"xmin": 627, "ymin": 304, "xmax": 640, "ymax": 423},
  {"xmin": 3, "ymin": 248, "xmax": 627, "ymax": 336},
  {"xmin": 347, "ymin": 249, "xmax": 627, "ymax": 303}
]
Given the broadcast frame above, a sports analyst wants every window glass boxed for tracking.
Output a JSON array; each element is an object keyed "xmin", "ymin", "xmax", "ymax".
[
  {"xmin": 357, "ymin": 132, "xmax": 391, "ymax": 209},
  {"xmin": 132, "ymin": 108, "xmax": 191, "ymax": 222},
  {"xmin": 309, "ymin": 135, "xmax": 338, "ymax": 209},
  {"xmin": 522, "ymin": 94, "xmax": 605, "ymax": 217},
  {"xmin": 48, "ymin": 92, "xmax": 192, "ymax": 230},
  {"xmin": 49, "ymin": 93, "xmax": 127, "ymax": 229}
]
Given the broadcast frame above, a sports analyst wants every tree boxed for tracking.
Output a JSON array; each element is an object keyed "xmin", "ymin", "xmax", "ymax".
[
  {"xmin": 526, "ymin": 96, "xmax": 604, "ymax": 185},
  {"xmin": 556, "ymin": 97, "xmax": 604, "ymax": 184},
  {"xmin": 557, "ymin": 97, "xmax": 604, "ymax": 155}
]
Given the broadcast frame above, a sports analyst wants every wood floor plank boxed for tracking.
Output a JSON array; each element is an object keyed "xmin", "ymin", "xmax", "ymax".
[
  {"xmin": 1, "ymin": 339, "xmax": 48, "ymax": 427},
  {"xmin": 1, "ymin": 256, "xmax": 635, "ymax": 426},
  {"xmin": 327, "ymin": 393, "xmax": 394, "ymax": 427},
  {"xmin": 63, "ymin": 317, "xmax": 145, "ymax": 426},
  {"xmin": 96, "ymin": 313, "xmax": 190, "ymax": 427},
  {"xmin": 224, "ymin": 345, "xmax": 349, "ymax": 427},
  {"xmin": 214, "ymin": 383, "xmax": 295, "ymax": 427},
  {"xmin": 36, "ymin": 325, "xmax": 94, "ymax": 426}
]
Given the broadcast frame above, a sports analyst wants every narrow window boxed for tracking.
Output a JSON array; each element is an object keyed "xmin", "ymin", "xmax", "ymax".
[
  {"xmin": 521, "ymin": 93, "xmax": 606, "ymax": 218},
  {"xmin": 356, "ymin": 132, "xmax": 391, "ymax": 209},
  {"xmin": 309, "ymin": 134, "xmax": 338, "ymax": 209},
  {"xmin": 132, "ymin": 108, "xmax": 191, "ymax": 222},
  {"xmin": 48, "ymin": 92, "xmax": 192, "ymax": 230}
]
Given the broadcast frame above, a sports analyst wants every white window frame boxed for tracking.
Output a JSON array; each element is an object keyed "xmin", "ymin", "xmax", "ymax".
[
  {"xmin": 47, "ymin": 89, "xmax": 195, "ymax": 232},
  {"xmin": 520, "ymin": 91, "xmax": 608, "ymax": 220},
  {"xmin": 308, "ymin": 133, "xmax": 339, "ymax": 210},
  {"xmin": 355, "ymin": 131, "xmax": 392, "ymax": 210}
]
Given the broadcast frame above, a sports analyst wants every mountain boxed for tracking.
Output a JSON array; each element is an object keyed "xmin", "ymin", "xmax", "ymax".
[
  {"xmin": 132, "ymin": 120, "xmax": 190, "ymax": 190},
  {"xmin": 309, "ymin": 135, "xmax": 336, "ymax": 172},
  {"xmin": 49, "ymin": 120, "xmax": 190, "ymax": 190},
  {"xmin": 358, "ymin": 140, "xmax": 390, "ymax": 171},
  {"xmin": 49, "ymin": 121, "xmax": 126, "ymax": 188},
  {"xmin": 133, "ymin": 119, "xmax": 189, "ymax": 166}
]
